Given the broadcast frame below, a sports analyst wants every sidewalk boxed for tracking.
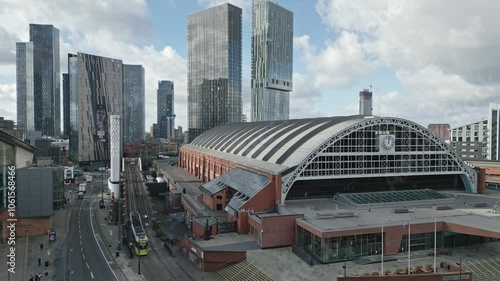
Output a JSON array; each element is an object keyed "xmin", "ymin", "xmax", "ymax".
[
  {"xmin": 93, "ymin": 196, "xmax": 147, "ymax": 281},
  {"xmin": 0, "ymin": 207, "xmax": 70, "ymax": 281}
]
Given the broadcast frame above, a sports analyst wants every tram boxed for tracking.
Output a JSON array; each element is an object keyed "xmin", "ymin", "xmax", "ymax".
[{"xmin": 130, "ymin": 211, "xmax": 148, "ymax": 256}]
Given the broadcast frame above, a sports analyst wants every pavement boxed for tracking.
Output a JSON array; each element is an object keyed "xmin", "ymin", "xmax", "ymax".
[
  {"xmin": 0, "ymin": 195, "xmax": 70, "ymax": 281},
  {"xmin": 93, "ymin": 196, "xmax": 148, "ymax": 281}
]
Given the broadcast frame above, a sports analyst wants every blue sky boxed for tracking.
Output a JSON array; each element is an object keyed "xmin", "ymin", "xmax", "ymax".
[{"xmin": 0, "ymin": 0, "xmax": 498, "ymax": 132}]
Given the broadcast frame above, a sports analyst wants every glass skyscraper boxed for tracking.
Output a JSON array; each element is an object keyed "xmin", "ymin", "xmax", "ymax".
[
  {"xmin": 187, "ymin": 3, "xmax": 242, "ymax": 142},
  {"xmin": 157, "ymin": 81, "xmax": 175, "ymax": 140},
  {"xmin": 251, "ymin": 0, "xmax": 293, "ymax": 122},
  {"xmin": 16, "ymin": 24, "xmax": 60, "ymax": 137},
  {"xmin": 62, "ymin": 73, "xmax": 70, "ymax": 138},
  {"xmin": 68, "ymin": 53, "xmax": 123, "ymax": 164},
  {"xmin": 123, "ymin": 65, "xmax": 145, "ymax": 144},
  {"xmin": 16, "ymin": 42, "xmax": 34, "ymax": 137}
]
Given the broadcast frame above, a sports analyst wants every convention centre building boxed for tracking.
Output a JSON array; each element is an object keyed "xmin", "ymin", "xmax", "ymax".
[{"xmin": 177, "ymin": 116, "xmax": 500, "ymax": 265}]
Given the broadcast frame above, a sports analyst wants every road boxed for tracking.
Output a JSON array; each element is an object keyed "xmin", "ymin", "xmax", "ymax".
[{"xmin": 64, "ymin": 183, "xmax": 117, "ymax": 281}]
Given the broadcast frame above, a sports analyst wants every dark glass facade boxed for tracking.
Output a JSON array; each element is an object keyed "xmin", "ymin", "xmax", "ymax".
[
  {"xmin": 62, "ymin": 73, "xmax": 70, "ymax": 138},
  {"xmin": 68, "ymin": 54, "xmax": 78, "ymax": 162},
  {"xmin": 297, "ymin": 226, "xmax": 497, "ymax": 264},
  {"xmin": 123, "ymin": 65, "xmax": 145, "ymax": 144},
  {"xmin": 30, "ymin": 24, "xmax": 60, "ymax": 137},
  {"xmin": 69, "ymin": 53, "xmax": 123, "ymax": 163},
  {"xmin": 251, "ymin": 0, "xmax": 293, "ymax": 122},
  {"xmin": 16, "ymin": 42, "xmax": 34, "ymax": 137},
  {"xmin": 157, "ymin": 81, "xmax": 175, "ymax": 139},
  {"xmin": 187, "ymin": 3, "xmax": 242, "ymax": 142}
]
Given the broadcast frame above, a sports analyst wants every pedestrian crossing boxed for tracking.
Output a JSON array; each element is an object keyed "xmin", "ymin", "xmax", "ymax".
[{"xmin": 218, "ymin": 260, "xmax": 275, "ymax": 281}]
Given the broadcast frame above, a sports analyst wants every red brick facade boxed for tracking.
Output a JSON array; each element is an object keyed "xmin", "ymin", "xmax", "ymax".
[
  {"xmin": 1, "ymin": 209, "xmax": 51, "ymax": 242},
  {"xmin": 180, "ymin": 237, "xmax": 246, "ymax": 272}
]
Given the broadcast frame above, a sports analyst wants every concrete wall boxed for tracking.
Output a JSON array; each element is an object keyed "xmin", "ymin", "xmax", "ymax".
[
  {"xmin": 15, "ymin": 146, "xmax": 33, "ymax": 168},
  {"xmin": 17, "ymin": 168, "xmax": 53, "ymax": 218},
  {"xmin": 336, "ymin": 272, "xmax": 471, "ymax": 281}
]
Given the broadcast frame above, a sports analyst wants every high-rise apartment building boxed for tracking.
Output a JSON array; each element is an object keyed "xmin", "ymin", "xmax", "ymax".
[
  {"xmin": 62, "ymin": 73, "xmax": 70, "ymax": 138},
  {"xmin": 16, "ymin": 24, "xmax": 60, "ymax": 137},
  {"xmin": 359, "ymin": 89, "xmax": 373, "ymax": 116},
  {"xmin": 251, "ymin": 0, "xmax": 293, "ymax": 122},
  {"xmin": 187, "ymin": 3, "xmax": 242, "ymax": 141},
  {"xmin": 157, "ymin": 81, "xmax": 175, "ymax": 140},
  {"xmin": 450, "ymin": 120, "xmax": 488, "ymax": 159},
  {"xmin": 68, "ymin": 53, "xmax": 123, "ymax": 165},
  {"xmin": 489, "ymin": 103, "xmax": 500, "ymax": 160},
  {"xmin": 123, "ymin": 65, "xmax": 145, "ymax": 144}
]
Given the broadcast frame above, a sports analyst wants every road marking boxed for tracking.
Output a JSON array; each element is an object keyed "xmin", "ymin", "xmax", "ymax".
[
  {"xmin": 90, "ymin": 200, "xmax": 119, "ymax": 281},
  {"xmin": 80, "ymin": 240, "xmax": 82, "ymax": 246},
  {"xmin": 79, "ymin": 234, "xmax": 82, "ymax": 240},
  {"xmin": 109, "ymin": 230, "xmax": 113, "ymax": 236},
  {"xmin": 82, "ymin": 253, "xmax": 85, "ymax": 259},
  {"xmin": 81, "ymin": 247, "xmax": 83, "ymax": 252},
  {"xmin": 86, "ymin": 262, "xmax": 90, "ymax": 268},
  {"xmin": 91, "ymin": 271, "xmax": 95, "ymax": 279}
]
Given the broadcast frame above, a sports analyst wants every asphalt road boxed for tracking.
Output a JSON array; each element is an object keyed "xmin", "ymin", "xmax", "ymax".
[{"xmin": 65, "ymin": 184, "xmax": 117, "ymax": 281}]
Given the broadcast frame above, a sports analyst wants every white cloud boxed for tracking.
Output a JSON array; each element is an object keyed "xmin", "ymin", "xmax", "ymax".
[
  {"xmin": 295, "ymin": 33, "xmax": 379, "ymax": 88},
  {"xmin": 290, "ymin": 72, "xmax": 322, "ymax": 119},
  {"xmin": 0, "ymin": 0, "xmax": 188, "ymax": 130},
  {"xmin": 0, "ymin": 84, "xmax": 16, "ymax": 120},
  {"xmin": 313, "ymin": 0, "xmax": 500, "ymax": 127}
]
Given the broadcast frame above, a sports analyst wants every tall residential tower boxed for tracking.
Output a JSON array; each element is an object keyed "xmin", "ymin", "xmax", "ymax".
[
  {"xmin": 17, "ymin": 24, "xmax": 60, "ymax": 137},
  {"xmin": 359, "ymin": 89, "xmax": 373, "ymax": 115},
  {"xmin": 251, "ymin": 0, "xmax": 293, "ymax": 122},
  {"xmin": 123, "ymin": 64, "xmax": 145, "ymax": 144},
  {"xmin": 157, "ymin": 80, "xmax": 175, "ymax": 140},
  {"xmin": 187, "ymin": 3, "xmax": 242, "ymax": 141},
  {"xmin": 68, "ymin": 53, "xmax": 123, "ymax": 165}
]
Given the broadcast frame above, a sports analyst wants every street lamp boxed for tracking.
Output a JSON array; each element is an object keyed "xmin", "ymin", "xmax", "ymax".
[
  {"xmin": 101, "ymin": 166, "xmax": 105, "ymax": 209},
  {"xmin": 343, "ymin": 258, "xmax": 347, "ymax": 281},
  {"xmin": 459, "ymin": 256, "xmax": 462, "ymax": 280},
  {"xmin": 138, "ymin": 253, "xmax": 141, "ymax": 275}
]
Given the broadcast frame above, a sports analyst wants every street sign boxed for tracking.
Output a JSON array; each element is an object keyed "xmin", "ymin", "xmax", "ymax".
[{"xmin": 49, "ymin": 231, "xmax": 56, "ymax": 242}]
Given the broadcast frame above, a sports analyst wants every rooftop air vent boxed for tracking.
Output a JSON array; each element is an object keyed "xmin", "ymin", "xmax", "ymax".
[
  {"xmin": 433, "ymin": 205, "xmax": 453, "ymax": 210},
  {"xmin": 336, "ymin": 212, "xmax": 356, "ymax": 218},
  {"xmin": 393, "ymin": 208, "xmax": 409, "ymax": 213}
]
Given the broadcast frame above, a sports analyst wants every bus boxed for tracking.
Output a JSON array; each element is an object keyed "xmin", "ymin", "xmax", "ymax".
[{"xmin": 130, "ymin": 211, "xmax": 148, "ymax": 256}]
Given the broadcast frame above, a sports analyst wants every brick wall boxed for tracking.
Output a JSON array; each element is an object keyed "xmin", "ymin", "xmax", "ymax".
[
  {"xmin": 0, "ymin": 209, "xmax": 51, "ymax": 242},
  {"xmin": 260, "ymin": 215, "xmax": 304, "ymax": 248},
  {"xmin": 180, "ymin": 237, "xmax": 246, "ymax": 272}
]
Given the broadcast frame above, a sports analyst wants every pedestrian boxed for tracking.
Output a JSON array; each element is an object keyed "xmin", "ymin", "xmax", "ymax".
[
  {"xmin": 40, "ymin": 242, "xmax": 44, "ymax": 251},
  {"xmin": 39, "ymin": 273, "xmax": 42, "ymax": 280},
  {"xmin": 45, "ymin": 268, "xmax": 48, "ymax": 276},
  {"xmin": 29, "ymin": 274, "xmax": 33, "ymax": 281}
]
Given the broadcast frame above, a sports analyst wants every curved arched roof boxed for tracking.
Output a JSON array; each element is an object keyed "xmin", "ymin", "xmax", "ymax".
[{"xmin": 187, "ymin": 115, "xmax": 368, "ymax": 169}]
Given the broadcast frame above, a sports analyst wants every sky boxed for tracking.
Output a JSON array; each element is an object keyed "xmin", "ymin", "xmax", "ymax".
[{"xmin": 1, "ymin": 0, "xmax": 499, "ymax": 132}]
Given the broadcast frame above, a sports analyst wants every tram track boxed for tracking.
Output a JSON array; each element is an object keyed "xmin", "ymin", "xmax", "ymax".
[{"xmin": 126, "ymin": 160, "xmax": 194, "ymax": 281}]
